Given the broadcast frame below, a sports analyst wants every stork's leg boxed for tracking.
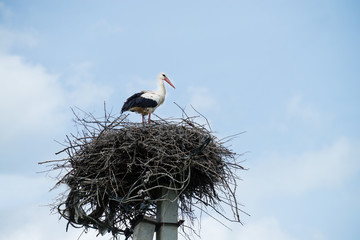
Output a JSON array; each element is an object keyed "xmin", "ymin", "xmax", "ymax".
[
  {"xmin": 142, "ymin": 115, "xmax": 145, "ymax": 124},
  {"xmin": 148, "ymin": 113, "xmax": 151, "ymax": 124}
]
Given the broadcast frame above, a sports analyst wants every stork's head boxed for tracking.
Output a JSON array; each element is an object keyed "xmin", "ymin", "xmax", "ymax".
[{"xmin": 159, "ymin": 73, "xmax": 175, "ymax": 89}]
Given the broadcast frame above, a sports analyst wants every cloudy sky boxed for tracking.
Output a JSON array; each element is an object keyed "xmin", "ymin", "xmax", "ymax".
[{"xmin": 0, "ymin": 0, "xmax": 359, "ymax": 239}]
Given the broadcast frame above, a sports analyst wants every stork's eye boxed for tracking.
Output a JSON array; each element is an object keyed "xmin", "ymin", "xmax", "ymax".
[{"xmin": 162, "ymin": 74, "xmax": 166, "ymax": 77}]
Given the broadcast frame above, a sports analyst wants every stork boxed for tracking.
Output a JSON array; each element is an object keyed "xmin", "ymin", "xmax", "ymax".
[{"xmin": 121, "ymin": 73, "xmax": 175, "ymax": 124}]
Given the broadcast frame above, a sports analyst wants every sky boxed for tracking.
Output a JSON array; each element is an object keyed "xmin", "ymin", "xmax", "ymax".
[{"xmin": 0, "ymin": 0, "xmax": 359, "ymax": 239}]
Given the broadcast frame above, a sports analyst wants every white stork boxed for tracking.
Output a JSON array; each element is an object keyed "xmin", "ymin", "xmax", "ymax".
[{"xmin": 121, "ymin": 73, "xmax": 175, "ymax": 124}]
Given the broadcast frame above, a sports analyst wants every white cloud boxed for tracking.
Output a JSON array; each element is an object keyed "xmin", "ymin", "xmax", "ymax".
[
  {"xmin": 0, "ymin": 174, "xmax": 52, "ymax": 208},
  {"xmin": 0, "ymin": 32, "xmax": 113, "ymax": 143},
  {"xmin": 0, "ymin": 54, "xmax": 66, "ymax": 141},
  {"xmin": 311, "ymin": 232, "xmax": 327, "ymax": 240},
  {"xmin": 65, "ymin": 61, "xmax": 114, "ymax": 107},
  {"xmin": 286, "ymin": 95, "xmax": 322, "ymax": 125},
  {"xmin": 0, "ymin": 27, "xmax": 38, "ymax": 53},
  {"xmin": 0, "ymin": 3, "xmax": 37, "ymax": 53},
  {"xmin": 245, "ymin": 137, "xmax": 360, "ymax": 198},
  {"xmin": 94, "ymin": 19, "xmax": 123, "ymax": 34},
  {"xmin": 184, "ymin": 216, "xmax": 295, "ymax": 240},
  {"xmin": 233, "ymin": 217, "xmax": 295, "ymax": 240},
  {"xmin": 0, "ymin": 2, "xmax": 12, "ymax": 20},
  {"xmin": 1, "ymin": 205, "xmax": 101, "ymax": 240},
  {"xmin": 0, "ymin": 173, "xmax": 101, "ymax": 240},
  {"xmin": 187, "ymin": 86, "xmax": 217, "ymax": 112}
]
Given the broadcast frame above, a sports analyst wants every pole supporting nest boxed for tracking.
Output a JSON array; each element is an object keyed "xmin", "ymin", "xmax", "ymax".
[
  {"xmin": 133, "ymin": 216, "xmax": 156, "ymax": 240},
  {"xmin": 156, "ymin": 220, "xmax": 185, "ymax": 229},
  {"xmin": 156, "ymin": 188, "xmax": 179, "ymax": 240},
  {"xmin": 133, "ymin": 188, "xmax": 183, "ymax": 240}
]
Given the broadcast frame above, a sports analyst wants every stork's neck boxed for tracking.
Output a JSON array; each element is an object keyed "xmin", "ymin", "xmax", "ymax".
[{"xmin": 157, "ymin": 77, "xmax": 166, "ymax": 96}]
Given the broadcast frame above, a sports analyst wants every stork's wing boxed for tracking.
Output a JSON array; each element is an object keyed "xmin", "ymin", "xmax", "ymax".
[{"xmin": 121, "ymin": 92, "xmax": 158, "ymax": 113}]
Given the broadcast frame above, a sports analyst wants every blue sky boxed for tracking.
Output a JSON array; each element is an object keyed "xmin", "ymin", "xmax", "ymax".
[{"xmin": 0, "ymin": 0, "xmax": 359, "ymax": 239}]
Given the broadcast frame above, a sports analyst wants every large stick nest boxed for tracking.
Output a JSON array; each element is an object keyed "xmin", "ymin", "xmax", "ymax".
[{"xmin": 41, "ymin": 108, "xmax": 246, "ymax": 239}]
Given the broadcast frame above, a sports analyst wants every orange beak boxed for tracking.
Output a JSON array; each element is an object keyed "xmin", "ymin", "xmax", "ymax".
[{"xmin": 164, "ymin": 77, "xmax": 175, "ymax": 89}]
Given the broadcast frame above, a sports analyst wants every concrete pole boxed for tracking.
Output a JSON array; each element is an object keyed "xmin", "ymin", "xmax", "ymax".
[
  {"xmin": 133, "ymin": 216, "xmax": 156, "ymax": 240},
  {"xmin": 156, "ymin": 187, "xmax": 178, "ymax": 240}
]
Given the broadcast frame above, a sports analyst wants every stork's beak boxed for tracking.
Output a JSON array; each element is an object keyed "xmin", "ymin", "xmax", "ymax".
[{"xmin": 164, "ymin": 77, "xmax": 175, "ymax": 89}]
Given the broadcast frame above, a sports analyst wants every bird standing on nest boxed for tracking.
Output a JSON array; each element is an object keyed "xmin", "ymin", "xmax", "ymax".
[{"xmin": 121, "ymin": 73, "xmax": 175, "ymax": 124}]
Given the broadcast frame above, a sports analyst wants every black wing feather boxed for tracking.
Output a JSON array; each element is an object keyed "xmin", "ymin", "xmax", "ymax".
[{"xmin": 121, "ymin": 92, "xmax": 158, "ymax": 113}]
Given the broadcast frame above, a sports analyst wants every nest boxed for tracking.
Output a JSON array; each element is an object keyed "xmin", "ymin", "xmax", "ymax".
[{"xmin": 40, "ymin": 108, "xmax": 246, "ymax": 239}]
